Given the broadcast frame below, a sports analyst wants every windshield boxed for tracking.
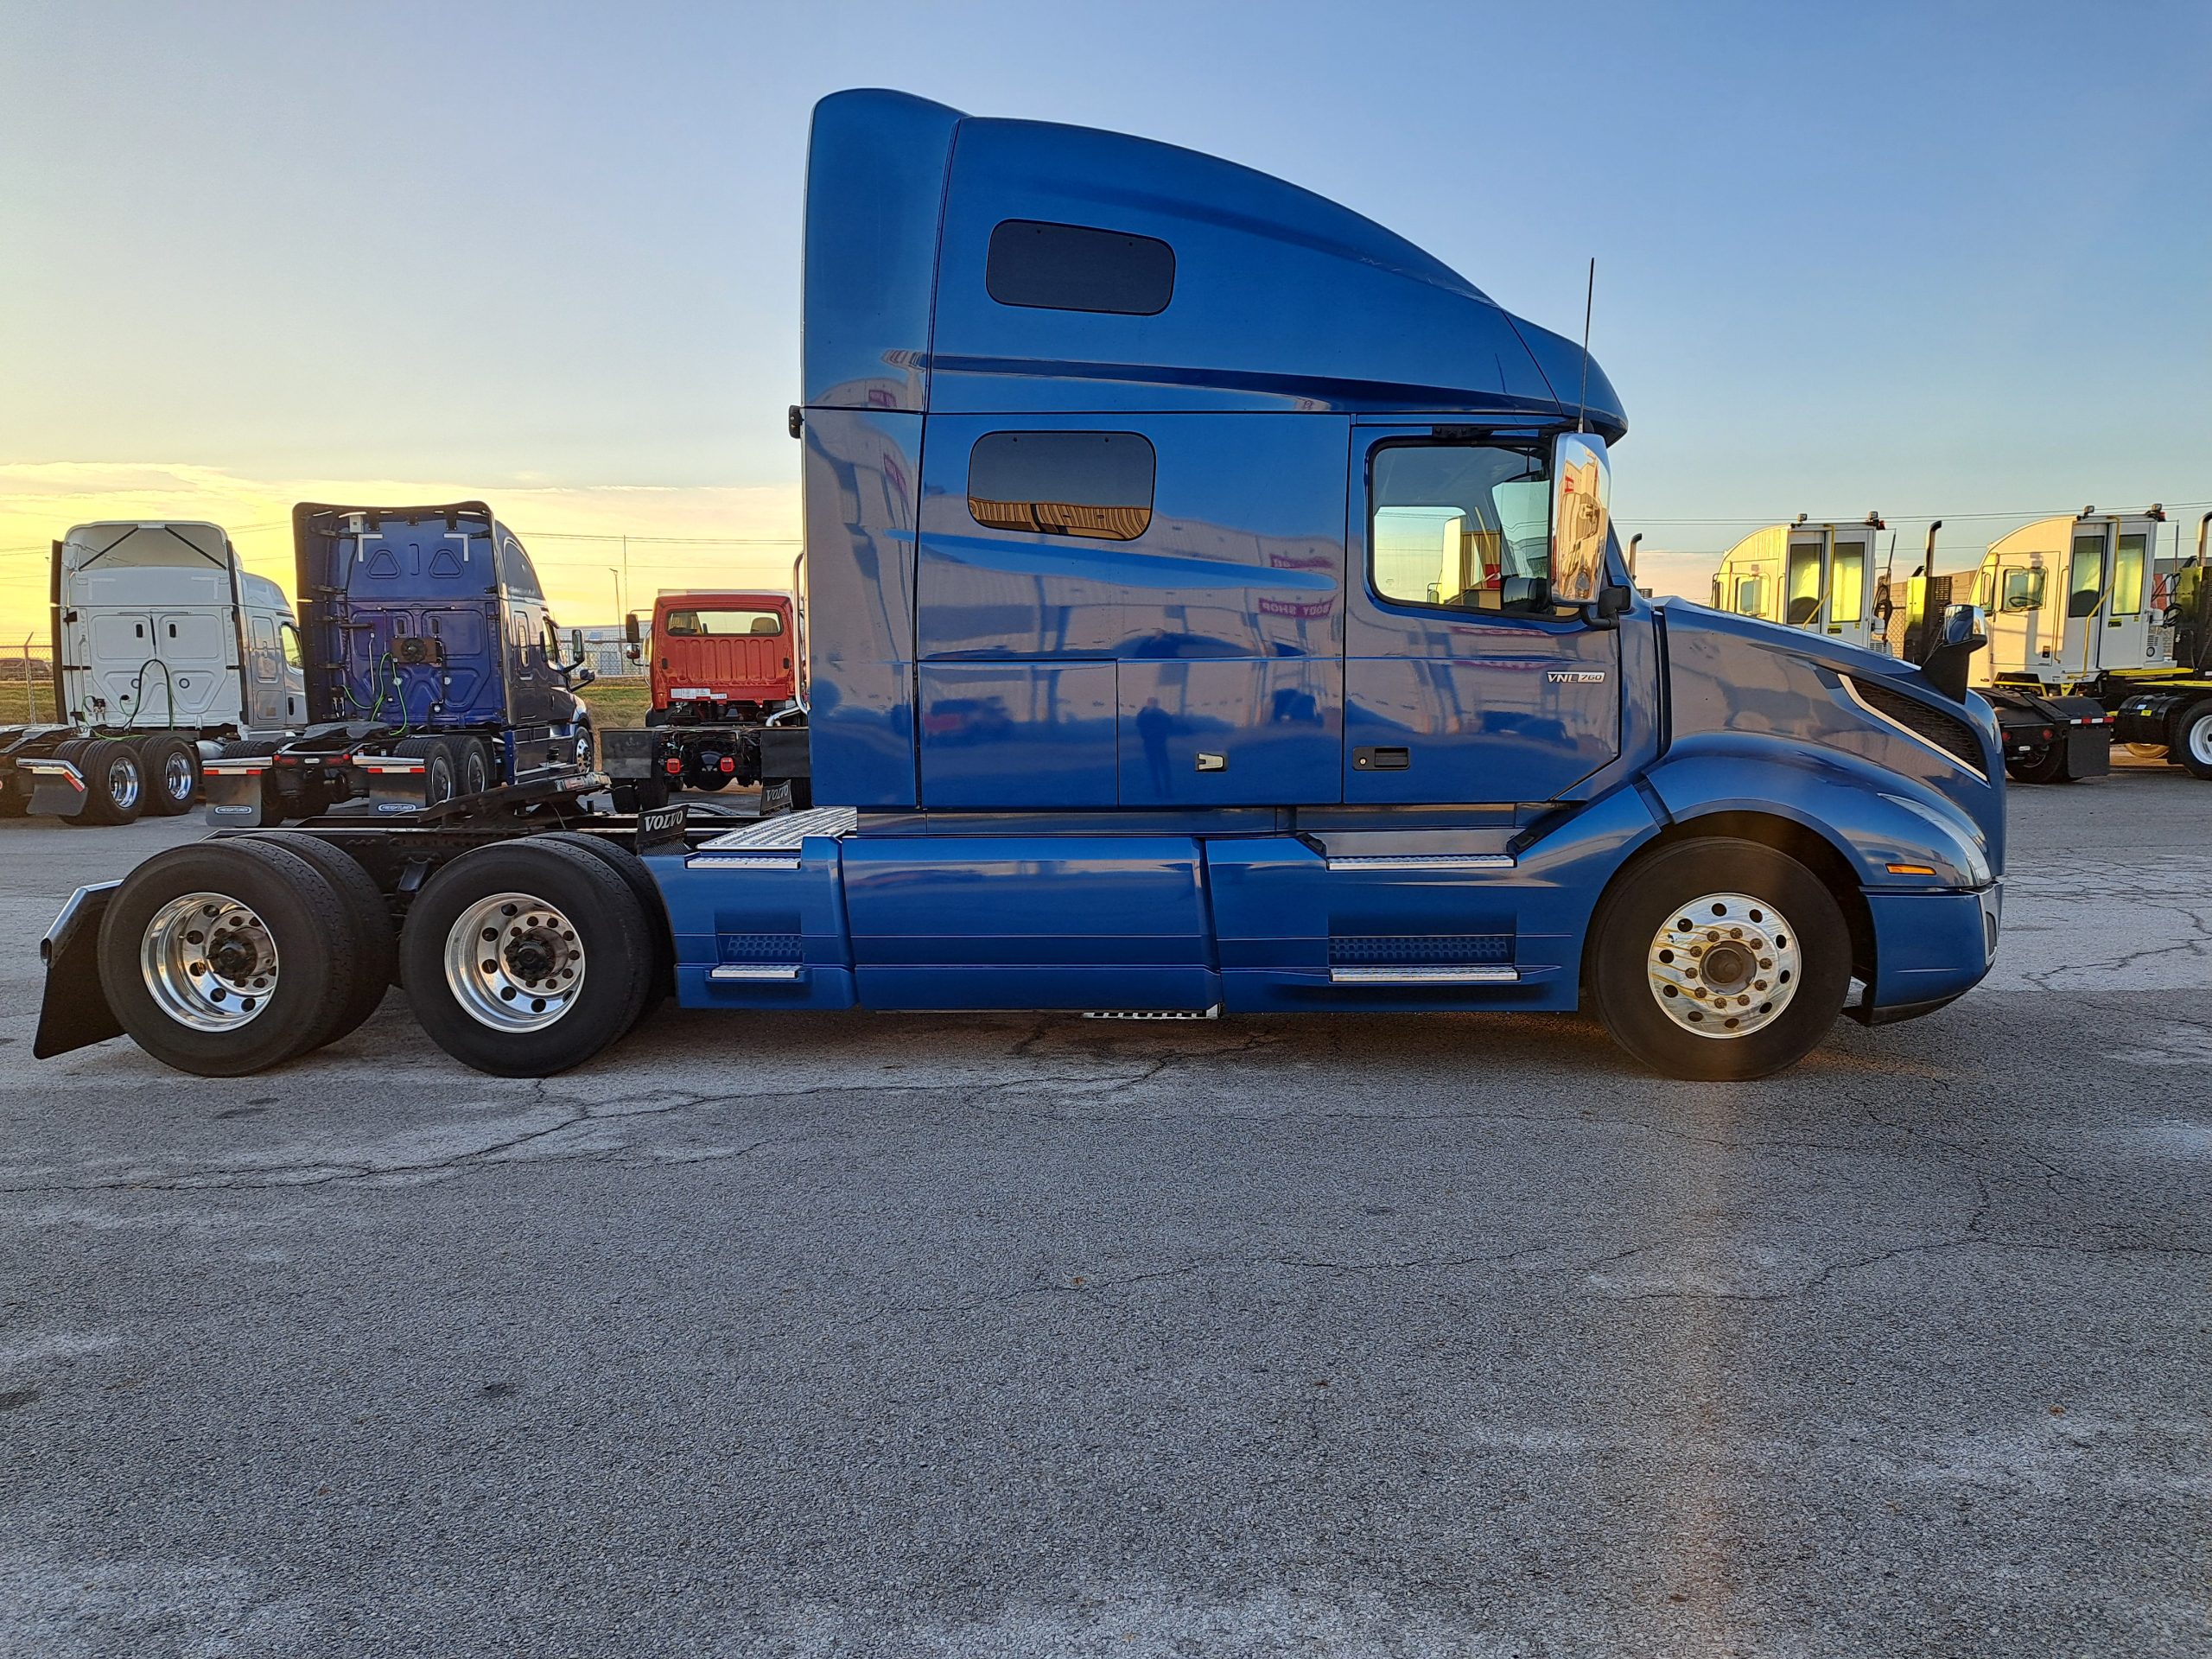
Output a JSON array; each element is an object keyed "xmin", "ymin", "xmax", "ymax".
[{"xmin": 662, "ymin": 608, "xmax": 784, "ymax": 638}]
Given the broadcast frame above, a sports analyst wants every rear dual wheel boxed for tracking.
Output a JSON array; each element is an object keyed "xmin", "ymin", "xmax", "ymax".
[
  {"xmin": 398, "ymin": 838, "xmax": 657, "ymax": 1077},
  {"xmin": 61, "ymin": 738, "xmax": 145, "ymax": 826},
  {"xmin": 98, "ymin": 836, "xmax": 393, "ymax": 1076},
  {"xmin": 143, "ymin": 736, "xmax": 200, "ymax": 817},
  {"xmin": 1587, "ymin": 837, "xmax": 1851, "ymax": 1081}
]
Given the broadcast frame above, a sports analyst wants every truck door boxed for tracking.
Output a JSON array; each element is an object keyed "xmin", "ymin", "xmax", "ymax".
[
  {"xmin": 1784, "ymin": 532, "xmax": 1825, "ymax": 627},
  {"xmin": 1982, "ymin": 553, "xmax": 2046, "ymax": 675},
  {"xmin": 1824, "ymin": 533, "xmax": 1872, "ymax": 647},
  {"xmin": 1344, "ymin": 427, "xmax": 1620, "ymax": 804},
  {"xmin": 2058, "ymin": 524, "xmax": 2110, "ymax": 680},
  {"xmin": 2102, "ymin": 524, "xmax": 2155, "ymax": 667}
]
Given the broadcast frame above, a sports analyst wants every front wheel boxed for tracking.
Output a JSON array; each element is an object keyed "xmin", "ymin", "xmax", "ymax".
[
  {"xmin": 398, "ymin": 838, "xmax": 655, "ymax": 1076},
  {"xmin": 1586, "ymin": 837, "xmax": 1852, "ymax": 1081},
  {"xmin": 2174, "ymin": 702, "xmax": 2212, "ymax": 781}
]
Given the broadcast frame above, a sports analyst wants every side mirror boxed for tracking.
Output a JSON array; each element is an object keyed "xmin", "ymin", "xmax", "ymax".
[
  {"xmin": 1923, "ymin": 602, "xmax": 1987, "ymax": 702},
  {"xmin": 1500, "ymin": 575, "xmax": 1552, "ymax": 613},
  {"xmin": 1548, "ymin": 431, "xmax": 1611, "ymax": 606},
  {"xmin": 1593, "ymin": 582, "xmax": 1633, "ymax": 625},
  {"xmin": 624, "ymin": 613, "xmax": 641, "ymax": 646},
  {"xmin": 570, "ymin": 627, "xmax": 585, "ymax": 659}
]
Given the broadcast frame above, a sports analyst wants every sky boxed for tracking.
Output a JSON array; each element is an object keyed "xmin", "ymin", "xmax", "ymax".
[{"xmin": 3, "ymin": 0, "xmax": 2209, "ymax": 642}]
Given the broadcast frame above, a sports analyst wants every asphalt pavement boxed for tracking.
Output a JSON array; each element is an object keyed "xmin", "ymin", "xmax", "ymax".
[{"xmin": 1, "ymin": 771, "xmax": 2207, "ymax": 1658}]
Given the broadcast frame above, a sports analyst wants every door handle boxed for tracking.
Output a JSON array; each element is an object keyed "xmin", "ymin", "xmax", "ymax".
[{"xmin": 1353, "ymin": 746, "xmax": 1410, "ymax": 771}]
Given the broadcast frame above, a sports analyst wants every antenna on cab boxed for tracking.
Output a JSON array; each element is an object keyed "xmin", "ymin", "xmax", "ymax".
[{"xmin": 1574, "ymin": 257, "xmax": 1595, "ymax": 435}]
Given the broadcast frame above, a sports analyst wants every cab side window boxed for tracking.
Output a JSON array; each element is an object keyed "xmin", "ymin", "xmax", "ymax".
[{"xmin": 1369, "ymin": 441, "xmax": 1553, "ymax": 615}]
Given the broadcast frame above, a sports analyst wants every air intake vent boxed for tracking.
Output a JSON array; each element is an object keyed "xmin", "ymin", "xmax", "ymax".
[{"xmin": 1848, "ymin": 677, "xmax": 1984, "ymax": 773}]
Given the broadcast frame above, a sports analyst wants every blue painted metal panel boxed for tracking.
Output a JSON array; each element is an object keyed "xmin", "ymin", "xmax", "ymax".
[
  {"xmin": 802, "ymin": 408, "xmax": 923, "ymax": 807},
  {"xmin": 1865, "ymin": 890, "xmax": 1997, "ymax": 1011},
  {"xmin": 652, "ymin": 836, "xmax": 858, "ymax": 1011},
  {"xmin": 1662, "ymin": 604, "xmax": 2005, "ymax": 872},
  {"xmin": 842, "ymin": 836, "xmax": 1217, "ymax": 1009},
  {"xmin": 913, "ymin": 411, "xmax": 1348, "ymax": 806},
  {"xmin": 925, "ymin": 111, "xmax": 1613, "ymax": 429},
  {"xmin": 1118, "ymin": 658, "xmax": 1339, "ymax": 805},
  {"xmin": 917, "ymin": 661, "xmax": 1119, "ymax": 808},
  {"xmin": 802, "ymin": 90, "xmax": 961, "ymax": 411}
]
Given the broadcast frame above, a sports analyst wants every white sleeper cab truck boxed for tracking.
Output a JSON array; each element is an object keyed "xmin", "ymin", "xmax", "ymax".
[{"xmin": 0, "ymin": 522, "xmax": 305, "ymax": 824}]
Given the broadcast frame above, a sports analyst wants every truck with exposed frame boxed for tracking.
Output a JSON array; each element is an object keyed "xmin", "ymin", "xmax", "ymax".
[
  {"xmin": 35, "ymin": 90, "xmax": 2005, "ymax": 1085},
  {"xmin": 197, "ymin": 501, "xmax": 599, "ymax": 824},
  {"xmin": 0, "ymin": 521, "xmax": 306, "ymax": 825},
  {"xmin": 598, "ymin": 588, "xmax": 810, "ymax": 810}
]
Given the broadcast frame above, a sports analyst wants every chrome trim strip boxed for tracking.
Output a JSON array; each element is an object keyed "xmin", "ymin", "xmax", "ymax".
[
  {"xmin": 42, "ymin": 880, "xmax": 121, "ymax": 961},
  {"xmin": 1325, "ymin": 853, "xmax": 1515, "ymax": 872},
  {"xmin": 687, "ymin": 855, "xmax": 803, "ymax": 870},
  {"xmin": 1328, "ymin": 964, "xmax": 1520, "ymax": 984},
  {"xmin": 707, "ymin": 963, "xmax": 804, "ymax": 982}
]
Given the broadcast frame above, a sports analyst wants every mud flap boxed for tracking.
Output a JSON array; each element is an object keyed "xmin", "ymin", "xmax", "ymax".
[
  {"xmin": 202, "ymin": 757, "xmax": 275, "ymax": 826},
  {"xmin": 20, "ymin": 758, "xmax": 89, "ymax": 818},
  {"xmin": 33, "ymin": 880, "xmax": 124, "ymax": 1058}
]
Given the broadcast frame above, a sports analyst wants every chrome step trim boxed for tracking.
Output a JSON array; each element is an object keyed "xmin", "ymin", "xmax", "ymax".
[
  {"xmin": 1081, "ymin": 1006, "xmax": 1221, "ymax": 1021},
  {"xmin": 707, "ymin": 963, "xmax": 805, "ymax": 982},
  {"xmin": 1324, "ymin": 853, "xmax": 1515, "ymax": 872},
  {"xmin": 688, "ymin": 855, "xmax": 803, "ymax": 870},
  {"xmin": 1328, "ymin": 964, "xmax": 1521, "ymax": 984},
  {"xmin": 696, "ymin": 806, "xmax": 858, "ymax": 852}
]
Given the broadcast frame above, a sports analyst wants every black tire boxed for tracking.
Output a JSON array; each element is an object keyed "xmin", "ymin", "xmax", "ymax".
[
  {"xmin": 398, "ymin": 837, "xmax": 654, "ymax": 1077},
  {"xmin": 457, "ymin": 739, "xmax": 492, "ymax": 798},
  {"xmin": 535, "ymin": 831, "xmax": 675, "ymax": 1016},
  {"xmin": 70, "ymin": 737, "xmax": 146, "ymax": 826},
  {"xmin": 2172, "ymin": 701, "xmax": 2212, "ymax": 781},
  {"xmin": 690, "ymin": 771, "xmax": 732, "ymax": 791},
  {"xmin": 2005, "ymin": 746, "xmax": 2070, "ymax": 785},
  {"xmin": 143, "ymin": 736, "xmax": 200, "ymax": 816},
  {"xmin": 234, "ymin": 831, "xmax": 396, "ymax": 1046},
  {"xmin": 1586, "ymin": 836, "xmax": 1852, "ymax": 1082},
  {"xmin": 643, "ymin": 708, "xmax": 668, "ymax": 729},
  {"xmin": 392, "ymin": 736, "xmax": 458, "ymax": 804},
  {"xmin": 97, "ymin": 838, "xmax": 364, "ymax": 1076}
]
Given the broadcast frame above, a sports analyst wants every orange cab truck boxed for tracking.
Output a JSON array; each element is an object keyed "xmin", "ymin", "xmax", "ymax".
[{"xmin": 600, "ymin": 591, "xmax": 810, "ymax": 810}]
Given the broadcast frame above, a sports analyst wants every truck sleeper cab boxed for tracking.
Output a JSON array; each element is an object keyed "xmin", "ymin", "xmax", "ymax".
[
  {"xmin": 199, "ymin": 502, "xmax": 597, "ymax": 823},
  {"xmin": 41, "ymin": 91, "xmax": 2005, "ymax": 1084},
  {"xmin": 0, "ymin": 521, "xmax": 305, "ymax": 825},
  {"xmin": 1713, "ymin": 517, "xmax": 1886, "ymax": 652}
]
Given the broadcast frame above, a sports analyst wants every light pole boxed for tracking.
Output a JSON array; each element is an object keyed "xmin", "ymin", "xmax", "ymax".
[{"xmin": 607, "ymin": 566, "xmax": 625, "ymax": 624}]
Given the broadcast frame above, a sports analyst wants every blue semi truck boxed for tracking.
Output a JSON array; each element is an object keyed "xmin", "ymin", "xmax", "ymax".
[
  {"xmin": 197, "ymin": 501, "xmax": 597, "ymax": 823},
  {"xmin": 35, "ymin": 90, "xmax": 2001, "ymax": 1083}
]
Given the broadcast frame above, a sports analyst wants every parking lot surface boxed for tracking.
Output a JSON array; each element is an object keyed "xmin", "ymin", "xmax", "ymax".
[{"xmin": 2, "ymin": 774, "xmax": 2207, "ymax": 1658}]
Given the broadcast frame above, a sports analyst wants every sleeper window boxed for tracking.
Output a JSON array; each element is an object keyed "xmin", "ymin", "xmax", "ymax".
[
  {"xmin": 986, "ymin": 219, "xmax": 1175, "ymax": 315},
  {"xmin": 968, "ymin": 431, "xmax": 1155, "ymax": 541}
]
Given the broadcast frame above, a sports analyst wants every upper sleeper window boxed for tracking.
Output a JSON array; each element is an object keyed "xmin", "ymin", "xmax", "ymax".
[
  {"xmin": 986, "ymin": 219, "xmax": 1175, "ymax": 315},
  {"xmin": 969, "ymin": 431, "xmax": 1155, "ymax": 542}
]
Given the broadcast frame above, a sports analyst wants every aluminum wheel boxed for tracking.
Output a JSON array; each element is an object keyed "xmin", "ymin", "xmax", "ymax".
[
  {"xmin": 140, "ymin": 891, "xmax": 278, "ymax": 1031},
  {"xmin": 1645, "ymin": 891, "xmax": 1802, "ymax": 1040},
  {"xmin": 442, "ymin": 891, "xmax": 588, "ymax": 1033},
  {"xmin": 106, "ymin": 751, "xmax": 143, "ymax": 813},
  {"xmin": 162, "ymin": 747, "xmax": 196, "ymax": 803}
]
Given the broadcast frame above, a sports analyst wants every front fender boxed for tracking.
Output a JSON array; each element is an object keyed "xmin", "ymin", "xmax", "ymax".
[{"xmin": 1643, "ymin": 732, "xmax": 1994, "ymax": 891}]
